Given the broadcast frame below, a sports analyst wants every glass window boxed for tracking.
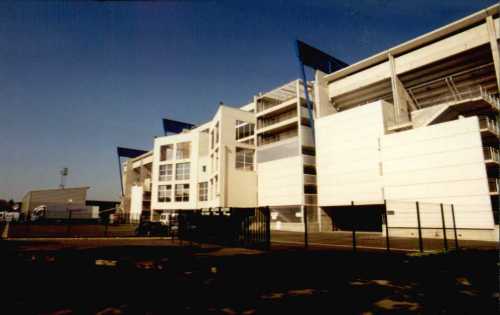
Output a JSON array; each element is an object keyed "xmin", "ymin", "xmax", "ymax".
[
  {"xmin": 158, "ymin": 164, "xmax": 173, "ymax": 181},
  {"xmin": 236, "ymin": 120, "xmax": 255, "ymax": 140},
  {"xmin": 158, "ymin": 185, "xmax": 172, "ymax": 202},
  {"xmin": 214, "ymin": 175, "xmax": 219, "ymax": 195},
  {"xmin": 236, "ymin": 147, "xmax": 255, "ymax": 171},
  {"xmin": 160, "ymin": 144, "xmax": 174, "ymax": 161},
  {"xmin": 215, "ymin": 149, "xmax": 219, "ymax": 171},
  {"xmin": 198, "ymin": 182, "xmax": 208, "ymax": 201},
  {"xmin": 210, "ymin": 179, "xmax": 213, "ymax": 199},
  {"xmin": 215, "ymin": 122, "xmax": 219, "ymax": 144},
  {"xmin": 175, "ymin": 184, "xmax": 190, "ymax": 202},
  {"xmin": 176, "ymin": 142, "xmax": 191, "ymax": 160},
  {"xmin": 175, "ymin": 162, "xmax": 190, "ymax": 180},
  {"xmin": 210, "ymin": 130, "xmax": 214, "ymax": 149}
]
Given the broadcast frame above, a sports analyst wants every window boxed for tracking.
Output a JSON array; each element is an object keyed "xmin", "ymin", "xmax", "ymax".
[
  {"xmin": 214, "ymin": 175, "xmax": 219, "ymax": 195},
  {"xmin": 198, "ymin": 182, "xmax": 208, "ymax": 201},
  {"xmin": 210, "ymin": 130, "xmax": 214, "ymax": 149},
  {"xmin": 215, "ymin": 149, "xmax": 219, "ymax": 171},
  {"xmin": 215, "ymin": 122, "xmax": 219, "ymax": 144},
  {"xmin": 176, "ymin": 142, "xmax": 191, "ymax": 160},
  {"xmin": 159, "ymin": 164, "xmax": 173, "ymax": 181},
  {"xmin": 210, "ymin": 179, "xmax": 214, "ymax": 199},
  {"xmin": 236, "ymin": 120, "xmax": 255, "ymax": 140},
  {"xmin": 236, "ymin": 147, "xmax": 254, "ymax": 171},
  {"xmin": 175, "ymin": 162, "xmax": 190, "ymax": 180},
  {"xmin": 160, "ymin": 144, "xmax": 174, "ymax": 161},
  {"xmin": 175, "ymin": 184, "xmax": 189, "ymax": 202},
  {"xmin": 158, "ymin": 185, "xmax": 172, "ymax": 202},
  {"xmin": 202, "ymin": 165, "xmax": 207, "ymax": 172}
]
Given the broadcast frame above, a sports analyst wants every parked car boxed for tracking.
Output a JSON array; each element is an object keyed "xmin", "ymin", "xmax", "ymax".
[
  {"xmin": 135, "ymin": 221, "xmax": 170, "ymax": 236},
  {"xmin": 0, "ymin": 211, "xmax": 20, "ymax": 222}
]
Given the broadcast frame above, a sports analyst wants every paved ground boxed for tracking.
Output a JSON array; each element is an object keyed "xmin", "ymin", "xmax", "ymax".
[
  {"xmin": 3, "ymin": 223, "xmax": 138, "ymax": 238},
  {"xmin": 271, "ymin": 230, "xmax": 499, "ymax": 252},
  {"xmin": 0, "ymin": 238, "xmax": 498, "ymax": 314}
]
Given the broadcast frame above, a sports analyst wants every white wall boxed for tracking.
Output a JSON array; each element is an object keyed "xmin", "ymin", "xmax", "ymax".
[
  {"xmin": 130, "ymin": 185, "xmax": 143, "ymax": 221},
  {"xmin": 151, "ymin": 131, "xmax": 200, "ymax": 210},
  {"xmin": 257, "ymin": 155, "xmax": 303, "ymax": 206},
  {"xmin": 219, "ymin": 106, "xmax": 258, "ymax": 208},
  {"xmin": 382, "ymin": 116, "xmax": 494, "ymax": 229},
  {"xmin": 315, "ymin": 101, "xmax": 386, "ymax": 206}
]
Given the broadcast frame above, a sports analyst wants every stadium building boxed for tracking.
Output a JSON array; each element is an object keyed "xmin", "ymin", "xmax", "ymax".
[{"xmin": 121, "ymin": 4, "xmax": 499, "ymax": 241}]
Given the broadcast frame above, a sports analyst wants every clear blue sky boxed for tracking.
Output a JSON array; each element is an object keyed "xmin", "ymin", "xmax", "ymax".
[{"xmin": 0, "ymin": 0, "xmax": 496, "ymax": 201}]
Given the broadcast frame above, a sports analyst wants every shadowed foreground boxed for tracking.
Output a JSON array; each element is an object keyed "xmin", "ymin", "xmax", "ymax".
[{"xmin": 0, "ymin": 239, "xmax": 498, "ymax": 314}]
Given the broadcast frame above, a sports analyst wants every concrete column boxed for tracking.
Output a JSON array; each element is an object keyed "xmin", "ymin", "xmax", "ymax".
[
  {"xmin": 389, "ymin": 54, "xmax": 416, "ymax": 125},
  {"xmin": 486, "ymin": 16, "xmax": 500, "ymax": 91},
  {"xmin": 314, "ymin": 70, "xmax": 333, "ymax": 117}
]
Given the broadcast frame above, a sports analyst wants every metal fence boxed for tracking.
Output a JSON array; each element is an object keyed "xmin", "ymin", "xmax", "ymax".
[
  {"xmin": 270, "ymin": 200, "xmax": 498, "ymax": 253},
  {"xmin": 0, "ymin": 211, "xmax": 144, "ymax": 238},
  {"xmin": 176, "ymin": 207, "xmax": 271, "ymax": 250}
]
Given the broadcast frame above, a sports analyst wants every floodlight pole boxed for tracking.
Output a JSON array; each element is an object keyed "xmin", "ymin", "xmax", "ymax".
[
  {"xmin": 117, "ymin": 155, "xmax": 124, "ymax": 196},
  {"xmin": 299, "ymin": 64, "xmax": 315, "ymax": 139}
]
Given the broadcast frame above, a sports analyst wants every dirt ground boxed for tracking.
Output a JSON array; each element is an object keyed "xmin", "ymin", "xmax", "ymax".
[{"xmin": 0, "ymin": 238, "xmax": 498, "ymax": 314}]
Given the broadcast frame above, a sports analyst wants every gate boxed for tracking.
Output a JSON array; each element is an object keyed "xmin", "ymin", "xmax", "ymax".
[{"xmin": 176, "ymin": 207, "xmax": 270, "ymax": 250}]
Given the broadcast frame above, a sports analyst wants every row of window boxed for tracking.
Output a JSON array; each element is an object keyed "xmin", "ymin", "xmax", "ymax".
[
  {"xmin": 158, "ymin": 163, "xmax": 190, "ymax": 181},
  {"xmin": 236, "ymin": 147, "xmax": 254, "ymax": 171},
  {"xmin": 236, "ymin": 120, "xmax": 255, "ymax": 140},
  {"xmin": 160, "ymin": 142, "xmax": 191, "ymax": 161},
  {"xmin": 158, "ymin": 147, "xmax": 254, "ymax": 183},
  {"xmin": 158, "ymin": 183, "xmax": 189, "ymax": 202},
  {"xmin": 157, "ymin": 182, "xmax": 210, "ymax": 203},
  {"xmin": 210, "ymin": 123, "xmax": 219, "ymax": 150}
]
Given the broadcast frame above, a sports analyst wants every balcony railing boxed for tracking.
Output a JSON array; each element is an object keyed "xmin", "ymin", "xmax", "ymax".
[
  {"xmin": 483, "ymin": 147, "xmax": 500, "ymax": 163},
  {"xmin": 304, "ymin": 174, "xmax": 316, "ymax": 185},
  {"xmin": 479, "ymin": 86, "xmax": 500, "ymax": 112},
  {"xmin": 143, "ymin": 178, "xmax": 152, "ymax": 192},
  {"xmin": 257, "ymin": 110, "xmax": 297, "ymax": 129},
  {"xmin": 257, "ymin": 97, "xmax": 294, "ymax": 113},
  {"xmin": 479, "ymin": 117, "xmax": 499, "ymax": 135},
  {"xmin": 488, "ymin": 178, "xmax": 499, "ymax": 194},
  {"xmin": 304, "ymin": 194, "xmax": 317, "ymax": 205},
  {"xmin": 406, "ymin": 63, "xmax": 500, "ymax": 110},
  {"xmin": 258, "ymin": 129, "xmax": 298, "ymax": 146},
  {"xmin": 303, "ymin": 155, "xmax": 316, "ymax": 166}
]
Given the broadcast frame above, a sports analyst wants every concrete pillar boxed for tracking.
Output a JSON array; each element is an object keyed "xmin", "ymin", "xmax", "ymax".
[
  {"xmin": 486, "ymin": 16, "xmax": 500, "ymax": 91},
  {"xmin": 389, "ymin": 54, "xmax": 416, "ymax": 125},
  {"xmin": 314, "ymin": 70, "xmax": 333, "ymax": 117}
]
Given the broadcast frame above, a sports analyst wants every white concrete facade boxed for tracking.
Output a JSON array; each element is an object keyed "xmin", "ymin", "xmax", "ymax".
[
  {"xmin": 314, "ymin": 4, "xmax": 499, "ymax": 241},
  {"xmin": 121, "ymin": 4, "xmax": 499, "ymax": 240},
  {"xmin": 148, "ymin": 105, "xmax": 257, "ymax": 219}
]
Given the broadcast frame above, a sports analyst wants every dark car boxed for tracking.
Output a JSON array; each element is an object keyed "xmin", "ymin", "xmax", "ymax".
[{"xmin": 135, "ymin": 221, "xmax": 170, "ymax": 236}]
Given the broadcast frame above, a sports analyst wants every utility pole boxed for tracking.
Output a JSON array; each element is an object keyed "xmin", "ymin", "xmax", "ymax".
[{"xmin": 60, "ymin": 167, "xmax": 68, "ymax": 189}]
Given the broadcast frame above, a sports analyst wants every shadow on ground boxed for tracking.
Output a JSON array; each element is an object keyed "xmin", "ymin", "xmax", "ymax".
[{"xmin": 0, "ymin": 240, "xmax": 498, "ymax": 314}]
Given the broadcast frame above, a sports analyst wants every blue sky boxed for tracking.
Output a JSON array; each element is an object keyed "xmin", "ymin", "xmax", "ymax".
[{"xmin": 0, "ymin": 0, "xmax": 497, "ymax": 201}]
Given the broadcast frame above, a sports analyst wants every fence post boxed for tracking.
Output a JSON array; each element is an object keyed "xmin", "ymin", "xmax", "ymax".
[
  {"xmin": 384, "ymin": 199, "xmax": 390, "ymax": 252},
  {"xmin": 416, "ymin": 202, "xmax": 423, "ymax": 252},
  {"xmin": 67, "ymin": 209, "xmax": 73, "ymax": 236},
  {"xmin": 104, "ymin": 217, "xmax": 109, "ymax": 237},
  {"xmin": 26, "ymin": 209, "xmax": 31, "ymax": 234},
  {"xmin": 440, "ymin": 203, "xmax": 448, "ymax": 252},
  {"xmin": 451, "ymin": 204, "xmax": 459, "ymax": 251},
  {"xmin": 265, "ymin": 206, "xmax": 271, "ymax": 250},
  {"xmin": 351, "ymin": 201, "xmax": 356, "ymax": 252},
  {"xmin": 303, "ymin": 206, "xmax": 308, "ymax": 250}
]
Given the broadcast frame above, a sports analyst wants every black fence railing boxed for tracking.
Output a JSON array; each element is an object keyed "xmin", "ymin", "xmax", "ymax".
[{"xmin": 176, "ymin": 207, "xmax": 271, "ymax": 250}]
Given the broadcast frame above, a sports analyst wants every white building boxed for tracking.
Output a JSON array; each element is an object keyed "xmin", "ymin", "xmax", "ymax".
[
  {"xmin": 314, "ymin": 4, "xmax": 499, "ymax": 241},
  {"xmin": 149, "ymin": 105, "xmax": 257, "ymax": 220},
  {"xmin": 122, "ymin": 4, "xmax": 499, "ymax": 241}
]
